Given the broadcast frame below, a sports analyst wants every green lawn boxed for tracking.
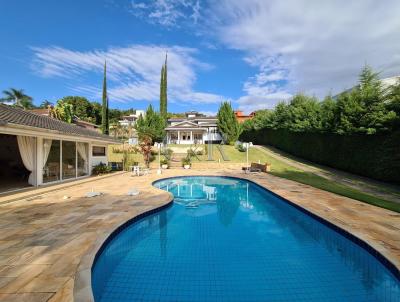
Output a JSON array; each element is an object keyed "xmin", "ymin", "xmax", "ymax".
[
  {"xmin": 220, "ymin": 145, "xmax": 400, "ymax": 213},
  {"xmin": 108, "ymin": 144, "xmax": 400, "ymax": 212},
  {"xmin": 108, "ymin": 145, "xmax": 144, "ymax": 166}
]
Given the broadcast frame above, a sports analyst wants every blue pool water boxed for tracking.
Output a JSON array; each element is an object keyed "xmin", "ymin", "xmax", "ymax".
[{"xmin": 92, "ymin": 176, "xmax": 400, "ymax": 301}]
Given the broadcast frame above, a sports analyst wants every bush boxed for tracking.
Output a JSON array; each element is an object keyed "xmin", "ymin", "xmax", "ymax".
[
  {"xmin": 240, "ymin": 128, "xmax": 400, "ymax": 184},
  {"xmin": 162, "ymin": 148, "xmax": 173, "ymax": 160},
  {"xmin": 236, "ymin": 143, "xmax": 246, "ymax": 152},
  {"xmin": 112, "ymin": 146, "xmax": 137, "ymax": 154},
  {"xmin": 181, "ymin": 156, "xmax": 191, "ymax": 166},
  {"xmin": 92, "ymin": 162, "xmax": 112, "ymax": 175}
]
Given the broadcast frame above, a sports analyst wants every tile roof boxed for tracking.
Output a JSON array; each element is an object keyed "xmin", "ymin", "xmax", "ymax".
[{"xmin": 0, "ymin": 104, "xmax": 118, "ymax": 142}]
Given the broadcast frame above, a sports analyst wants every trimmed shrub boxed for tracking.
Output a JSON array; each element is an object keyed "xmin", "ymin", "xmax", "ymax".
[{"xmin": 240, "ymin": 129, "xmax": 400, "ymax": 184}]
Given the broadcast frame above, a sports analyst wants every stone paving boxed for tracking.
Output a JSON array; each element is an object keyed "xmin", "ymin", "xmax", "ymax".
[{"xmin": 0, "ymin": 169, "xmax": 399, "ymax": 302}]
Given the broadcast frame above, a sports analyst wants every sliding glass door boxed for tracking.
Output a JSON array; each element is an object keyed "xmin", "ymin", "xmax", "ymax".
[
  {"xmin": 77, "ymin": 142, "xmax": 89, "ymax": 177},
  {"xmin": 62, "ymin": 141, "xmax": 76, "ymax": 180},
  {"xmin": 43, "ymin": 140, "xmax": 60, "ymax": 183},
  {"xmin": 43, "ymin": 140, "xmax": 89, "ymax": 183}
]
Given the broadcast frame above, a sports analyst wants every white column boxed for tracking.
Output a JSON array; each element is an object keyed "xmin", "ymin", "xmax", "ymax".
[
  {"xmin": 190, "ymin": 131, "xmax": 193, "ymax": 144},
  {"xmin": 88, "ymin": 142, "xmax": 93, "ymax": 175},
  {"xmin": 177, "ymin": 131, "xmax": 180, "ymax": 144},
  {"xmin": 36, "ymin": 137, "xmax": 43, "ymax": 186}
]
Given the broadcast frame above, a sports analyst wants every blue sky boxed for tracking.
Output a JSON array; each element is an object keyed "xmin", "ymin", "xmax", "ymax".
[{"xmin": 1, "ymin": 1, "xmax": 400, "ymax": 114}]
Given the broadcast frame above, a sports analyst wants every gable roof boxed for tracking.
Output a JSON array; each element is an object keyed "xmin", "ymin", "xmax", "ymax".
[
  {"xmin": 0, "ymin": 104, "xmax": 117, "ymax": 143},
  {"xmin": 170, "ymin": 121, "xmax": 200, "ymax": 127}
]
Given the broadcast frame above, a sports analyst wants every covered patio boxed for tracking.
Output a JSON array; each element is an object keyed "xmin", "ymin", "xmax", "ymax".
[
  {"xmin": 0, "ymin": 104, "xmax": 118, "ymax": 193},
  {"xmin": 166, "ymin": 128, "xmax": 206, "ymax": 144}
]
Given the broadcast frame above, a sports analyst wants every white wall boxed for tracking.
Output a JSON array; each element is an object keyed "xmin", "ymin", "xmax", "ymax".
[{"xmin": 90, "ymin": 143, "xmax": 109, "ymax": 167}]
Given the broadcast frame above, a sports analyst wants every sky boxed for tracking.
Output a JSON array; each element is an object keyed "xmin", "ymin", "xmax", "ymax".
[{"xmin": 1, "ymin": 0, "xmax": 400, "ymax": 115}]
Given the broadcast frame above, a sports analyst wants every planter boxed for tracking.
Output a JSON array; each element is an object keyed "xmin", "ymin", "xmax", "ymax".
[
  {"xmin": 183, "ymin": 164, "xmax": 191, "ymax": 169},
  {"xmin": 161, "ymin": 164, "xmax": 169, "ymax": 169}
]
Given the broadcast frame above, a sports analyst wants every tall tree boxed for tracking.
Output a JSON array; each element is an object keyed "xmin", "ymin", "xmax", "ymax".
[
  {"xmin": 135, "ymin": 104, "xmax": 165, "ymax": 143},
  {"xmin": 217, "ymin": 101, "xmax": 242, "ymax": 145},
  {"xmin": 1, "ymin": 88, "xmax": 34, "ymax": 109},
  {"xmin": 101, "ymin": 61, "xmax": 109, "ymax": 135},
  {"xmin": 160, "ymin": 53, "xmax": 168, "ymax": 120},
  {"xmin": 51, "ymin": 100, "xmax": 74, "ymax": 123}
]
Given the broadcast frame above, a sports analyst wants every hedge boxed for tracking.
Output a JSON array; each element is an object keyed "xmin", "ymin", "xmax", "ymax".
[{"xmin": 240, "ymin": 129, "xmax": 400, "ymax": 184}]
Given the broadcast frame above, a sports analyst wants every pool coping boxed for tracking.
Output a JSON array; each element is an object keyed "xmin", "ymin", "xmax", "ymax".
[{"xmin": 76, "ymin": 174, "xmax": 400, "ymax": 302}]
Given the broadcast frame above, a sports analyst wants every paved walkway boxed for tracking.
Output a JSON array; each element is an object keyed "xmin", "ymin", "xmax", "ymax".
[
  {"xmin": 0, "ymin": 169, "xmax": 399, "ymax": 301},
  {"xmin": 256, "ymin": 145, "xmax": 400, "ymax": 203}
]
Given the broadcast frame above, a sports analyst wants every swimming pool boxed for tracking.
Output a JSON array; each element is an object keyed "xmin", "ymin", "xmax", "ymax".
[{"xmin": 92, "ymin": 176, "xmax": 400, "ymax": 301}]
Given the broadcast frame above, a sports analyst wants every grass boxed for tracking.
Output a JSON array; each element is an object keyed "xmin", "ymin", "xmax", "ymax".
[
  {"xmin": 108, "ymin": 144, "xmax": 400, "ymax": 212},
  {"xmin": 108, "ymin": 145, "xmax": 144, "ymax": 165},
  {"xmin": 220, "ymin": 145, "xmax": 400, "ymax": 213}
]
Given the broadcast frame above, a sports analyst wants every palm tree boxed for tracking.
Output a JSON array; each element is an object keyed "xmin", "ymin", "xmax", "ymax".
[
  {"xmin": 1, "ymin": 88, "xmax": 33, "ymax": 109},
  {"xmin": 110, "ymin": 122, "xmax": 122, "ymax": 139}
]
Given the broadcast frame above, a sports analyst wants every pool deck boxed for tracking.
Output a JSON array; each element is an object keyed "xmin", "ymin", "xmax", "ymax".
[{"xmin": 0, "ymin": 169, "xmax": 399, "ymax": 301}]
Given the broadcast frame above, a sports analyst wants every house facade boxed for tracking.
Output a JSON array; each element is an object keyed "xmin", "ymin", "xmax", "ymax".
[
  {"xmin": 118, "ymin": 110, "xmax": 145, "ymax": 127},
  {"xmin": 0, "ymin": 104, "xmax": 118, "ymax": 193},
  {"xmin": 234, "ymin": 110, "xmax": 255, "ymax": 123},
  {"xmin": 165, "ymin": 111, "xmax": 223, "ymax": 144}
]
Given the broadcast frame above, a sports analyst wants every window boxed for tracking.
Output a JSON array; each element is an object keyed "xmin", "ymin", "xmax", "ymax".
[
  {"xmin": 194, "ymin": 133, "xmax": 202, "ymax": 140},
  {"xmin": 181, "ymin": 132, "xmax": 191, "ymax": 140},
  {"xmin": 93, "ymin": 146, "xmax": 106, "ymax": 156}
]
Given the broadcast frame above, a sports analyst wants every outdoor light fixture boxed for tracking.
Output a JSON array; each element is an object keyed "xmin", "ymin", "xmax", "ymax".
[
  {"xmin": 243, "ymin": 142, "xmax": 252, "ymax": 172},
  {"xmin": 156, "ymin": 142, "xmax": 162, "ymax": 175}
]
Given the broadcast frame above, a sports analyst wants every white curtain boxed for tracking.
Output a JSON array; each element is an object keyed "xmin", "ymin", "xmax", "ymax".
[
  {"xmin": 43, "ymin": 139, "xmax": 52, "ymax": 170},
  {"xmin": 17, "ymin": 136, "xmax": 35, "ymax": 185},
  {"xmin": 76, "ymin": 142, "xmax": 88, "ymax": 174}
]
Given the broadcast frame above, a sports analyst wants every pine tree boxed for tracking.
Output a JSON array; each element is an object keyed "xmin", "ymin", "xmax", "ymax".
[
  {"xmin": 135, "ymin": 104, "xmax": 166, "ymax": 143},
  {"xmin": 217, "ymin": 101, "xmax": 242, "ymax": 145},
  {"xmin": 160, "ymin": 53, "xmax": 168, "ymax": 119},
  {"xmin": 101, "ymin": 61, "xmax": 109, "ymax": 135}
]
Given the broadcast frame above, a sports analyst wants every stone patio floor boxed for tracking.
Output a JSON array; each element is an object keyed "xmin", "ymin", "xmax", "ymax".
[{"xmin": 0, "ymin": 169, "xmax": 399, "ymax": 302}]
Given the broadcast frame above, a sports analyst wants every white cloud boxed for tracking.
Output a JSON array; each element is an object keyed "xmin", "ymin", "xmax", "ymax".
[
  {"xmin": 130, "ymin": 0, "xmax": 201, "ymax": 27},
  {"xmin": 199, "ymin": 110, "xmax": 217, "ymax": 117},
  {"xmin": 31, "ymin": 44, "xmax": 224, "ymax": 105},
  {"xmin": 209, "ymin": 0, "xmax": 400, "ymax": 110}
]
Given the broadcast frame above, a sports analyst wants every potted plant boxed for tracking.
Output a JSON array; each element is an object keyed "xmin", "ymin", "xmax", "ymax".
[
  {"xmin": 182, "ymin": 156, "xmax": 191, "ymax": 169},
  {"xmin": 161, "ymin": 158, "xmax": 169, "ymax": 169}
]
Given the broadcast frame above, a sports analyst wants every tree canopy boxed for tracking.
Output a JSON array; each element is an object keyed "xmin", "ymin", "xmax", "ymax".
[
  {"xmin": 134, "ymin": 104, "xmax": 166, "ymax": 143},
  {"xmin": 0, "ymin": 88, "xmax": 34, "ymax": 109},
  {"xmin": 217, "ymin": 101, "xmax": 242, "ymax": 144},
  {"xmin": 242, "ymin": 65, "xmax": 399, "ymax": 135}
]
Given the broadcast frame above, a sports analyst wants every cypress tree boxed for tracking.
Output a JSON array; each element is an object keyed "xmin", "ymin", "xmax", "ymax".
[
  {"xmin": 101, "ymin": 61, "xmax": 109, "ymax": 135},
  {"xmin": 160, "ymin": 64, "xmax": 165, "ymax": 115},
  {"xmin": 160, "ymin": 53, "xmax": 168, "ymax": 119},
  {"xmin": 217, "ymin": 101, "xmax": 242, "ymax": 145}
]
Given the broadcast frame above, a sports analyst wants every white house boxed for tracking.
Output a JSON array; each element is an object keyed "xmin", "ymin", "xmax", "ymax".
[
  {"xmin": 0, "ymin": 104, "xmax": 119, "ymax": 193},
  {"xmin": 118, "ymin": 110, "xmax": 145, "ymax": 127},
  {"xmin": 165, "ymin": 111, "xmax": 223, "ymax": 144}
]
